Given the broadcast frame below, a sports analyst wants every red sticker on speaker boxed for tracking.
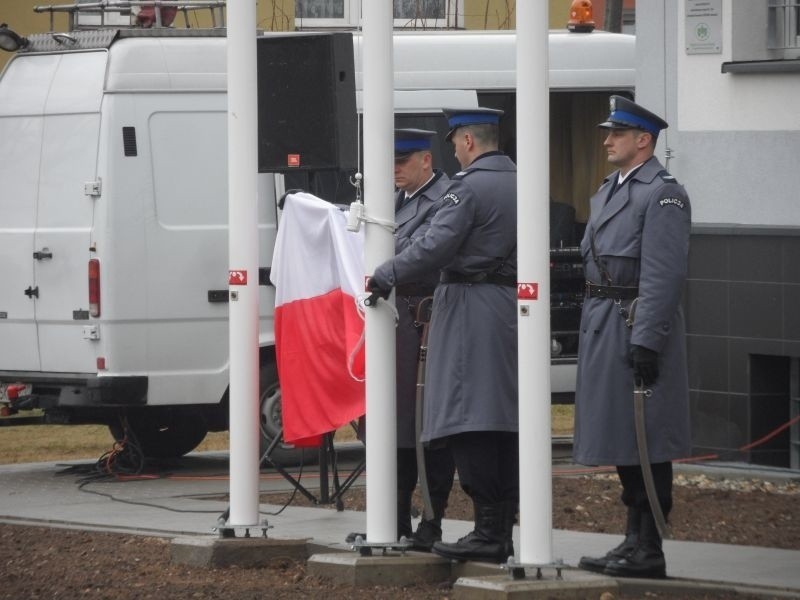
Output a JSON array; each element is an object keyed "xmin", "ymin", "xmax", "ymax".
[{"xmin": 287, "ymin": 154, "xmax": 301, "ymax": 167}]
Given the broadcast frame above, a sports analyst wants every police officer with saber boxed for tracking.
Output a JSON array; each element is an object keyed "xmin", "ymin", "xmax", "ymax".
[
  {"xmin": 573, "ymin": 96, "xmax": 691, "ymax": 579},
  {"xmin": 369, "ymin": 108, "xmax": 519, "ymax": 563},
  {"xmin": 391, "ymin": 129, "xmax": 456, "ymax": 550}
]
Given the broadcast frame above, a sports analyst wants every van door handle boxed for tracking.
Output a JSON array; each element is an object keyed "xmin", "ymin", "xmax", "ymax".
[
  {"xmin": 24, "ymin": 286, "xmax": 39, "ymax": 298},
  {"xmin": 33, "ymin": 249, "xmax": 53, "ymax": 260},
  {"xmin": 207, "ymin": 290, "xmax": 229, "ymax": 303}
]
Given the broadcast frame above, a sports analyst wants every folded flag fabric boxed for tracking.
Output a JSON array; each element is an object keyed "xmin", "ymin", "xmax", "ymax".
[{"xmin": 270, "ymin": 192, "xmax": 365, "ymax": 446}]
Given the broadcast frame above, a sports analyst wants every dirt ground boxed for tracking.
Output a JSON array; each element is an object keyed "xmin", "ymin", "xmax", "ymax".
[{"xmin": 1, "ymin": 471, "xmax": 797, "ymax": 600}]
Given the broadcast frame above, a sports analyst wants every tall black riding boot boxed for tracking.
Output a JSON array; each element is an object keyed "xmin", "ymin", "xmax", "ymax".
[
  {"xmin": 604, "ymin": 510, "xmax": 666, "ymax": 579},
  {"xmin": 410, "ymin": 495, "xmax": 447, "ymax": 551},
  {"xmin": 501, "ymin": 501, "xmax": 517, "ymax": 560},
  {"xmin": 431, "ymin": 501, "xmax": 508, "ymax": 563},
  {"xmin": 397, "ymin": 490, "xmax": 413, "ymax": 540},
  {"xmin": 578, "ymin": 506, "xmax": 640, "ymax": 573}
]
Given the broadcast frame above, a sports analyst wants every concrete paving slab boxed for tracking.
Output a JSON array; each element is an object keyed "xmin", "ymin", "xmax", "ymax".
[
  {"xmin": 307, "ymin": 551, "xmax": 451, "ymax": 586},
  {"xmin": 453, "ymin": 570, "xmax": 618, "ymax": 600},
  {"xmin": 171, "ymin": 535, "xmax": 310, "ymax": 568}
]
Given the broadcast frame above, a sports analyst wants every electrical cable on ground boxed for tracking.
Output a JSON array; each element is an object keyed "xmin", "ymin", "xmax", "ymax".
[{"xmin": 63, "ymin": 410, "xmax": 799, "ymax": 514}]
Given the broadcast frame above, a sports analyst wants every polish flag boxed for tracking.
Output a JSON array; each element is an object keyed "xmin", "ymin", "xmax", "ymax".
[{"xmin": 270, "ymin": 192, "xmax": 365, "ymax": 446}]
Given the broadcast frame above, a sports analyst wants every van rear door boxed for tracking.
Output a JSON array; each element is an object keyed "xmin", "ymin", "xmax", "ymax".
[
  {"xmin": 34, "ymin": 51, "xmax": 106, "ymax": 374},
  {"xmin": 0, "ymin": 54, "xmax": 63, "ymax": 372}
]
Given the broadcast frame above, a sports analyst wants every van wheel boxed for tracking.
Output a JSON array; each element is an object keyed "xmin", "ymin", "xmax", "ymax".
[
  {"xmin": 258, "ymin": 361, "xmax": 308, "ymax": 466},
  {"xmin": 109, "ymin": 410, "xmax": 208, "ymax": 459},
  {"xmin": 259, "ymin": 362, "xmax": 282, "ymax": 444}
]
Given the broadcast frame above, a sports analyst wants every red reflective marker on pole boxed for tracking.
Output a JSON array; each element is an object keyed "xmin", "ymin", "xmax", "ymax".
[
  {"xmin": 229, "ymin": 270, "xmax": 248, "ymax": 285},
  {"xmin": 517, "ymin": 282, "xmax": 539, "ymax": 300}
]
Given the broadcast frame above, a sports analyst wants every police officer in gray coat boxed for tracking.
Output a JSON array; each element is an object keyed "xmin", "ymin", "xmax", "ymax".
[
  {"xmin": 391, "ymin": 129, "xmax": 455, "ymax": 550},
  {"xmin": 370, "ymin": 108, "xmax": 518, "ymax": 564},
  {"xmin": 574, "ymin": 96, "xmax": 691, "ymax": 579}
]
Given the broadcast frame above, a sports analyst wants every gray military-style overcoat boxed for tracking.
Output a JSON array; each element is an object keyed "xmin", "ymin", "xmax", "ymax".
[
  {"xmin": 573, "ymin": 156, "xmax": 692, "ymax": 466},
  {"xmin": 394, "ymin": 171, "xmax": 450, "ymax": 448},
  {"xmin": 373, "ymin": 153, "xmax": 518, "ymax": 443}
]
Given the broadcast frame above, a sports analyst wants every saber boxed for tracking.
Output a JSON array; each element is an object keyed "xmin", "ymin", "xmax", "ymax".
[
  {"xmin": 633, "ymin": 381, "xmax": 671, "ymax": 539},
  {"xmin": 414, "ymin": 296, "xmax": 435, "ymax": 521}
]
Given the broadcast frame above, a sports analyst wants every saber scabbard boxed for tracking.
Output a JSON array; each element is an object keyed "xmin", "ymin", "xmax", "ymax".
[{"xmin": 633, "ymin": 382, "xmax": 672, "ymax": 539}]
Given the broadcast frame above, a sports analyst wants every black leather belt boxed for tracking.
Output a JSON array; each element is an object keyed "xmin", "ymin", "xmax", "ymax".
[
  {"xmin": 396, "ymin": 284, "xmax": 436, "ymax": 297},
  {"xmin": 585, "ymin": 281, "xmax": 638, "ymax": 300},
  {"xmin": 440, "ymin": 271, "xmax": 516, "ymax": 287}
]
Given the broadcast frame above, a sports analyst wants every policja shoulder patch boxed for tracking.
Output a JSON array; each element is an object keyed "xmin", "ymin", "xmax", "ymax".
[
  {"xmin": 443, "ymin": 192, "xmax": 460, "ymax": 205},
  {"xmin": 658, "ymin": 197, "xmax": 685, "ymax": 209}
]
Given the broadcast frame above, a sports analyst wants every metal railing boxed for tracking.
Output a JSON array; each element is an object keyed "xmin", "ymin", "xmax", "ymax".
[{"xmin": 33, "ymin": 1, "xmax": 226, "ymax": 32}]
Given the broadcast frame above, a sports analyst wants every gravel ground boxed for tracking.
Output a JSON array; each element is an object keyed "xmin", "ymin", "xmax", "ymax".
[{"xmin": 1, "ymin": 470, "xmax": 797, "ymax": 599}]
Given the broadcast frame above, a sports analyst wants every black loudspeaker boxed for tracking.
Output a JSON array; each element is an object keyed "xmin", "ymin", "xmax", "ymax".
[{"xmin": 257, "ymin": 33, "xmax": 357, "ymax": 173}]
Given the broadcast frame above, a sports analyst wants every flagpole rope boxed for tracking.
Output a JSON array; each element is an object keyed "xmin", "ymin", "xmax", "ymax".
[{"xmin": 347, "ymin": 292, "xmax": 399, "ymax": 382}]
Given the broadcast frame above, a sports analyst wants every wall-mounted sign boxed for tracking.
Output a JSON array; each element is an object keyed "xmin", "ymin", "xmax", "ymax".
[{"xmin": 686, "ymin": 0, "xmax": 722, "ymax": 54}]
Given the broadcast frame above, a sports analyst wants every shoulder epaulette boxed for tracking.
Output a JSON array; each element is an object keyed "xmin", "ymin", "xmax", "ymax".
[{"xmin": 657, "ymin": 169, "xmax": 678, "ymax": 183}]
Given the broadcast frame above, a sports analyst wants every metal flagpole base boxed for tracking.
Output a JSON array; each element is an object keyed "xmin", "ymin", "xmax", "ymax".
[
  {"xmin": 349, "ymin": 534, "xmax": 413, "ymax": 557},
  {"xmin": 502, "ymin": 556, "xmax": 566, "ymax": 580},
  {"xmin": 213, "ymin": 507, "xmax": 273, "ymax": 539}
]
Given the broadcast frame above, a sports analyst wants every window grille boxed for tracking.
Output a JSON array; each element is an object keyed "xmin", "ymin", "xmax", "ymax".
[{"xmin": 768, "ymin": 0, "xmax": 800, "ymax": 50}]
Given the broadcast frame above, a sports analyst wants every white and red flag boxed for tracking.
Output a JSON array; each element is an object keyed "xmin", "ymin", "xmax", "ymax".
[{"xmin": 270, "ymin": 192, "xmax": 365, "ymax": 446}]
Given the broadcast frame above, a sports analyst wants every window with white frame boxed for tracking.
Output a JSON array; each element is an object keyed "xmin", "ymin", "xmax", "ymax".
[
  {"xmin": 295, "ymin": 0, "xmax": 459, "ymax": 29},
  {"xmin": 728, "ymin": 1, "xmax": 800, "ymax": 69},
  {"xmin": 768, "ymin": 0, "xmax": 800, "ymax": 50}
]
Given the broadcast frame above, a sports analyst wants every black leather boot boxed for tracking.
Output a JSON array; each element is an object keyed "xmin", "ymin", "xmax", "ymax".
[
  {"xmin": 431, "ymin": 501, "xmax": 508, "ymax": 563},
  {"xmin": 397, "ymin": 490, "xmax": 413, "ymax": 540},
  {"xmin": 410, "ymin": 495, "xmax": 447, "ymax": 551},
  {"xmin": 579, "ymin": 506, "xmax": 640, "ymax": 573},
  {"xmin": 501, "ymin": 501, "xmax": 517, "ymax": 560},
  {"xmin": 604, "ymin": 510, "xmax": 666, "ymax": 579}
]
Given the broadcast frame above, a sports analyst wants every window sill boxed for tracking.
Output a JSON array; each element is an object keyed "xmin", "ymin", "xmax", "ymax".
[{"xmin": 721, "ymin": 59, "xmax": 800, "ymax": 73}]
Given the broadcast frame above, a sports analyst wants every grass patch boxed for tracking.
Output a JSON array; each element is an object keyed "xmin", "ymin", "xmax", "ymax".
[{"xmin": 0, "ymin": 406, "xmax": 574, "ymax": 465}]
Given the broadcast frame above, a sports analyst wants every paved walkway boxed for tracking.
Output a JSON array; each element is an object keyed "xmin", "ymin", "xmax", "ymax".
[{"xmin": 1, "ymin": 452, "xmax": 798, "ymax": 595}]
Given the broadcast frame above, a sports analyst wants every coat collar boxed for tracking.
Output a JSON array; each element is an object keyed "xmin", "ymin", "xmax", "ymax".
[
  {"xmin": 395, "ymin": 171, "xmax": 444, "ymax": 226},
  {"xmin": 591, "ymin": 156, "xmax": 663, "ymax": 231}
]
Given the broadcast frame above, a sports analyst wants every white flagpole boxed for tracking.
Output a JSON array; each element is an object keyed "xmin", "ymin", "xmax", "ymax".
[
  {"xmin": 226, "ymin": 0, "xmax": 260, "ymax": 527},
  {"xmin": 516, "ymin": 2, "xmax": 553, "ymax": 564},
  {"xmin": 362, "ymin": 1, "xmax": 397, "ymax": 543}
]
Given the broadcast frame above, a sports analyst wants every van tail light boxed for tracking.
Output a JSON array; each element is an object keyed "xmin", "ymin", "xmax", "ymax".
[
  {"xmin": 567, "ymin": 0, "xmax": 596, "ymax": 33},
  {"xmin": 89, "ymin": 258, "xmax": 101, "ymax": 317}
]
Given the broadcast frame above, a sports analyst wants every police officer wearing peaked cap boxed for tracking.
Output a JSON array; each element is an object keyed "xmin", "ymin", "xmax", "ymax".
[
  {"xmin": 391, "ymin": 128, "xmax": 456, "ymax": 551},
  {"xmin": 574, "ymin": 96, "xmax": 691, "ymax": 579},
  {"xmin": 369, "ymin": 107, "xmax": 519, "ymax": 564}
]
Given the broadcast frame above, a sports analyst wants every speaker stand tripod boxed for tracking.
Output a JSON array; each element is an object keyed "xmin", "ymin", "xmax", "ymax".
[{"xmin": 260, "ymin": 428, "xmax": 365, "ymax": 511}]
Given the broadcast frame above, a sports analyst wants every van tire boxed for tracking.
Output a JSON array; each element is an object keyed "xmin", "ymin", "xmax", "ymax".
[
  {"xmin": 258, "ymin": 361, "xmax": 309, "ymax": 466},
  {"xmin": 109, "ymin": 410, "xmax": 209, "ymax": 459},
  {"xmin": 259, "ymin": 362, "xmax": 282, "ymax": 443}
]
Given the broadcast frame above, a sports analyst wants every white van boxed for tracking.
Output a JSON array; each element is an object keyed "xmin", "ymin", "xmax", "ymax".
[{"xmin": 0, "ymin": 19, "xmax": 634, "ymax": 458}]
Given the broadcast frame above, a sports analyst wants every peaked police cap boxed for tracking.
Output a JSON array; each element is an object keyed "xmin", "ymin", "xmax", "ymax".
[
  {"xmin": 443, "ymin": 107, "xmax": 504, "ymax": 141},
  {"xmin": 598, "ymin": 95, "xmax": 668, "ymax": 137},
  {"xmin": 394, "ymin": 128, "xmax": 436, "ymax": 159}
]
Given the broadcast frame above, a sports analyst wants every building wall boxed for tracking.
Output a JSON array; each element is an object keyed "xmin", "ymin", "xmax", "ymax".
[{"xmin": 638, "ymin": 0, "xmax": 800, "ymax": 469}]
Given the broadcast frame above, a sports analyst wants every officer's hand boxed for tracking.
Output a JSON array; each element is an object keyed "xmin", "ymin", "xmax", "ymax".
[
  {"xmin": 365, "ymin": 276, "xmax": 391, "ymax": 307},
  {"xmin": 629, "ymin": 344, "xmax": 659, "ymax": 387}
]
